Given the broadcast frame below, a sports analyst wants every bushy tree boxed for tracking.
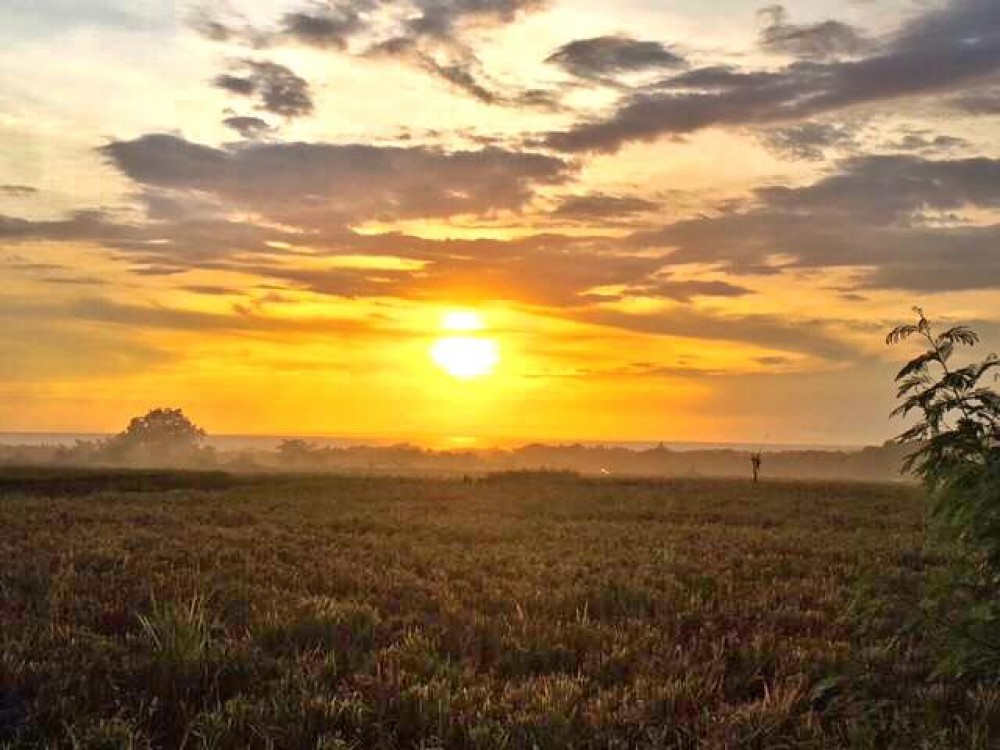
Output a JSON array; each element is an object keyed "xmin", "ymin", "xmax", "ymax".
[
  {"xmin": 105, "ymin": 408, "xmax": 207, "ymax": 464},
  {"xmin": 888, "ymin": 309, "xmax": 1000, "ymax": 554},
  {"xmin": 888, "ymin": 309, "xmax": 999, "ymax": 484},
  {"xmin": 277, "ymin": 439, "xmax": 318, "ymax": 468},
  {"xmin": 888, "ymin": 308, "xmax": 1000, "ymax": 675}
]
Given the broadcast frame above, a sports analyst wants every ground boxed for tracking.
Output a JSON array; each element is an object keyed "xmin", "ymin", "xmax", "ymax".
[{"xmin": 1, "ymin": 469, "xmax": 996, "ymax": 748}]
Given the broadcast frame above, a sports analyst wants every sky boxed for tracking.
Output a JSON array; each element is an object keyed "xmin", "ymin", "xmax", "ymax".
[{"xmin": 1, "ymin": 0, "xmax": 998, "ymax": 446}]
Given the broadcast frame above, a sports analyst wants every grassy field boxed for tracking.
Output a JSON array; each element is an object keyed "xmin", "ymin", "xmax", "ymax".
[{"xmin": 1, "ymin": 470, "xmax": 996, "ymax": 748}]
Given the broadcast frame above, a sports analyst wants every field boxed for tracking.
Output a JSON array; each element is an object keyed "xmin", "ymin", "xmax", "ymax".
[{"xmin": 1, "ymin": 470, "xmax": 997, "ymax": 748}]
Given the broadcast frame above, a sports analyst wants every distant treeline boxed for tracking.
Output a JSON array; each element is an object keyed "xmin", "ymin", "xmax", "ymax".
[{"xmin": 0, "ymin": 437, "xmax": 913, "ymax": 481}]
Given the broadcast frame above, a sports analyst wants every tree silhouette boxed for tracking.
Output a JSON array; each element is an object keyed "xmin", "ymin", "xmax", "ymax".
[
  {"xmin": 106, "ymin": 408, "xmax": 206, "ymax": 463},
  {"xmin": 277, "ymin": 439, "xmax": 318, "ymax": 467},
  {"xmin": 887, "ymin": 307, "xmax": 999, "ymax": 486}
]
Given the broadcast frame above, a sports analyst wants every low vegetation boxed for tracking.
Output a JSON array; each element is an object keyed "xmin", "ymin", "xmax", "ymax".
[{"xmin": 2, "ymin": 471, "xmax": 997, "ymax": 748}]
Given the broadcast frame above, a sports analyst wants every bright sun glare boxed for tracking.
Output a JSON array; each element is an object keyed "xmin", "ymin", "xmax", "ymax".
[{"xmin": 431, "ymin": 311, "xmax": 500, "ymax": 379}]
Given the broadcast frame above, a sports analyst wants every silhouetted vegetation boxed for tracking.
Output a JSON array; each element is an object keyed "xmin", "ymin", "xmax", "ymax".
[
  {"xmin": 0, "ymin": 466, "xmax": 245, "ymax": 497},
  {"xmin": 101, "ymin": 408, "xmax": 212, "ymax": 466},
  {"xmin": 888, "ymin": 308, "xmax": 1000, "ymax": 677},
  {"xmin": 0, "ymin": 433, "xmax": 913, "ymax": 482},
  {"xmin": 751, "ymin": 451, "xmax": 763, "ymax": 484}
]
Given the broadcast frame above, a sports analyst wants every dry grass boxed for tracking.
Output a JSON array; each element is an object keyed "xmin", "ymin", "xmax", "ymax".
[{"xmin": 1, "ymin": 471, "xmax": 996, "ymax": 748}]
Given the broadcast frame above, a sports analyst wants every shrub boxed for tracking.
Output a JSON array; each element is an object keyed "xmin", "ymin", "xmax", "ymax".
[{"xmin": 888, "ymin": 307, "xmax": 1000, "ymax": 676}]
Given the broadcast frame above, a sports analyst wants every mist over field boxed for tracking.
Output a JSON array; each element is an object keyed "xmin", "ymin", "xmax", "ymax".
[{"xmin": 0, "ymin": 430, "xmax": 911, "ymax": 481}]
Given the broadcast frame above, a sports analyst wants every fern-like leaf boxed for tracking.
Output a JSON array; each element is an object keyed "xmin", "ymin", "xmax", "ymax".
[{"xmin": 938, "ymin": 325, "xmax": 980, "ymax": 347}]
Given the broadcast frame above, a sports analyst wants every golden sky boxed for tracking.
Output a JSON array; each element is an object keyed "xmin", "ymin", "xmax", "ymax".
[{"xmin": 1, "ymin": 0, "xmax": 998, "ymax": 445}]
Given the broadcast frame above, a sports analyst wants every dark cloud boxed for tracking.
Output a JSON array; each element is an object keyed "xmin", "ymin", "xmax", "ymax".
[
  {"xmin": 280, "ymin": 2, "xmax": 368, "ymax": 49},
  {"xmin": 0, "ymin": 208, "xmax": 306, "ymax": 271},
  {"xmin": 2, "ymin": 254, "xmax": 103, "ymax": 286},
  {"xmin": 628, "ymin": 277, "xmax": 752, "ymax": 302},
  {"xmin": 0, "ymin": 209, "xmax": 140, "ymax": 245},
  {"xmin": 194, "ymin": 0, "xmax": 550, "ymax": 47},
  {"xmin": 214, "ymin": 74, "xmax": 257, "ymax": 96},
  {"xmin": 755, "ymin": 155, "xmax": 1000, "ymax": 223},
  {"xmin": 366, "ymin": 36, "xmax": 560, "ymax": 109},
  {"xmin": 546, "ymin": 36, "xmax": 685, "ymax": 79},
  {"xmin": 404, "ymin": 0, "xmax": 549, "ymax": 39},
  {"xmin": 193, "ymin": 1, "xmax": 558, "ymax": 108},
  {"xmin": 100, "ymin": 134, "xmax": 572, "ymax": 227},
  {"xmin": 0, "ymin": 185, "xmax": 38, "ymax": 197},
  {"xmin": 552, "ymin": 193, "xmax": 660, "ymax": 221},
  {"xmin": 888, "ymin": 131, "xmax": 968, "ymax": 154},
  {"xmin": 952, "ymin": 88, "xmax": 1000, "ymax": 114},
  {"xmin": 759, "ymin": 122, "xmax": 860, "ymax": 161},
  {"xmin": 632, "ymin": 154, "xmax": 1000, "ymax": 292},
  {"xmin": 576, "ymin": 308, "xmax": 860, "ymax": 362},
  {"xmin": 0, "ymin": 199, "xmax": 740, "ymax": 312},
  {"xmin": 390, "ymin": 1, "xmax": 560, "ymax": 108},
  {"xmin": 181, "ymin": 284, "xmax": 239, "ymax": 296},
  {"xmin": 757, "ymin": 4, "xmax": 871, "ymax": 60},
  {"xmin": 546, "ymin": 0, "xmax": 1000, "ymax": 153},
  {"xmin": 0, "ymin": 199, "xmax": 933, "ymax": 362},
  {"xmin": 412, "ymin": 50, "xmax": 502, "ymax": 105},
  {"xmin": 213, "ymin": 60, "xmax": 314, "ymax": 118},
  {"xmin": 189, "ymin": 10, "xmax": 234, "ymax": 42},
  {"xmin": 229, "ymin": 234, "xmax": 668, "ymax": 307},
  {"xmin": 222, "ymin": 115, "xmax": 273, "ymax": 140}
]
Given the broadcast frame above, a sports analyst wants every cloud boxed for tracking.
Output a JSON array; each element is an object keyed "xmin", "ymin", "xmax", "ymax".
[
  {"xmin": 757, "ymin": 4, "xmax": 871, "ymax": 60},
  {"xmin": 99, "ymin": 134, "xmax": 572, "ymax": 228},
  {"xmin": 213, "ymin": 60, "xmax": 314, "ymax": 118},
  {"xmin": 631, "ymin": 154, "xmax": 1000, "ymax": 292},
  {"xmin": 2, "ymin": 254, "xmax": 104, "ymax": 286},
  {"xmin": 403, "ymin": 0, "xmax": 549, "ymax": 39},
  {"xmin": 280, "ymin": 2, "xmax": 368, "ymax": 49},
  {"xmin": 887, "ymin": 131, "xmax": 968, "ymax": 154},
  {"xmin": 545, "ymin": 36, "xmax": 685, "ymax": 79},
  {"xmin": 0, "ymin": 198, "xmax": 743, "ymax": 312},
  {"xmin": 222, "ymin": 115, "xmax": 273, "ymax": 140},
  {"xmin": 952, "ymin": 88, "xmax": 1000, "ymax": 114},
  {"xmin": 0, "ymin": 185, "xmax": 39, "ymax": 198},
  {"xmin": 627, "ymin": 277, "xmax": 752, "ymax": 302},
  {"xmin": 180, "ymin": 284, "xmax": 239, "ymax": 296},
  {"xmin": 575, "ymin": 307, "xmax": 860, "ymax": 362},
  {"xmin": 224, "ymin": 234, "xmax": 669, "ymax": 307},
  {"xmin": 366, "ymin": 33, "xmax": 560, "ymax": 109},
  {"xmin": 8, "ymin": 150, "xmax": 995, "ymax": 305},
  {"xmin": 759, "ymin": 121, "xmax": 860, "ymax": 161},
  {"xmin": 192, "ymin": 1, "xmax": 556, "ymax": 108},
  {"xmin": 0, "ymin": 202, "xmax": 896, "ymax": 364},
  {"xmin": 546, "ymin": 0, "xmax": 1000, "ymax": 153},
  {"xmin": 551, "ymin": 193, "xmax": 660, "ymax": 221},
  {"xmin": 755, "ymin": 154, "xmax": 1000, "ymax": 223}
]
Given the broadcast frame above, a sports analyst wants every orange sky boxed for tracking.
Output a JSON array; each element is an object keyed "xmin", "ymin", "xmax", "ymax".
[{"xmin": 1, "ymin": 0, "xmax": 998, "ymax": 445}]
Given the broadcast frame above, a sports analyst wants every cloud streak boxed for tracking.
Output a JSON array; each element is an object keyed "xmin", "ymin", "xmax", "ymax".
[
  {"xmin": 546, "ymin": 36, "xmax": 685, "ymax": 80},
  {"xmin": 99, "ymin": 134, "xmax": 572, "ymax": 227},
  {"xmin": 213, "ymin": 60, "xmax": 314, "ymax": 118},
  {"xmin": 757, "ymin": 4, "xmax": 871, "ymax": 60},
  {"xmin": 546, "ymin": 0, "xmax": 1000, "ymax": 153}
]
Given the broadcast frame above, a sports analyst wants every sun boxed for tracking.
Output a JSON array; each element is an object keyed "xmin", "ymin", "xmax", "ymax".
[{"xmin": 430, "ymin": 311, "xmax": 500, "ymax": 379}]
